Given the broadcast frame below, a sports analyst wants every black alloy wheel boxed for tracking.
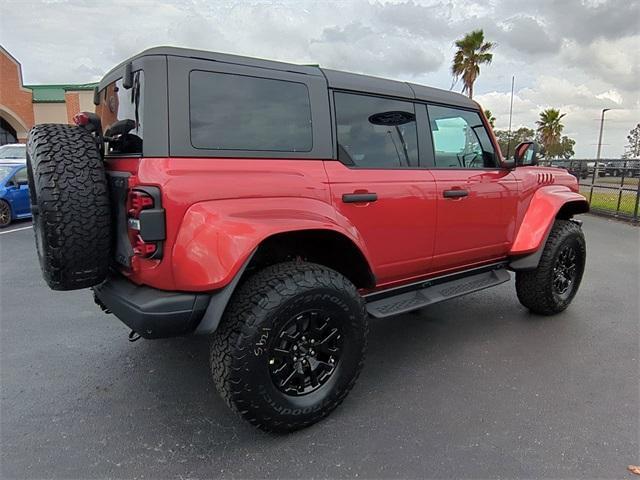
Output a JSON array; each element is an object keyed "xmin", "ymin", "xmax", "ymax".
[
  {"xmin": 553, "ymin": 244, "xmax": 578, "ymax": 299},
  {"xmin": 268, "ymin": 310, "xmax": 343, "ymax": 396}
]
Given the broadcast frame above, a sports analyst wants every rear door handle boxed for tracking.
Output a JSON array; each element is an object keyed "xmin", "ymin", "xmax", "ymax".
[
  {"xmin": 342, "ymin": 192, "xmax": 378, "ymax": 203},
  {"xmin": 443, "ymin": 189, "xmax": 468, "ymax": 198}
]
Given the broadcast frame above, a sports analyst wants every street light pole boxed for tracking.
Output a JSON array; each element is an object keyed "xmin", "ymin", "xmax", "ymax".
[
  {"xmin": 590, "ymin": 108, "xmax": 610, "ymax": 200},
  {"xmin": 596, "ymin": 108, "xmax": 610, "ymax": 161}
]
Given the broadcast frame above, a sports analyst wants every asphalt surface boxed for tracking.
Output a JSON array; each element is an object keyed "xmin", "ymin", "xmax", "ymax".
[{"xmin": 1, "ymin": 215, "xmax": 638, "ymax": 479}]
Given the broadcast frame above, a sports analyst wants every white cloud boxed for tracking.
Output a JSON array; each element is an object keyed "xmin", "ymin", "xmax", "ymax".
[{"xmin": 596, "ymin": 90, "xmax": 623, "ymax": 105}]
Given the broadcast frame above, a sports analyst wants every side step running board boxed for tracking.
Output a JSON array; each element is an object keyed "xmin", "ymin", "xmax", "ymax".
[{"xmin": 365, "ymin": 267, "xmax": 510, "ymax": 318}]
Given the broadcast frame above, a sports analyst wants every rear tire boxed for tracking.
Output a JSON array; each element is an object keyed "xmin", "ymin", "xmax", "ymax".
[
  {"xmin": 516, "ymin": 220, "xmax": 586, "ymax": 315},
  {"xmin": 27, "ymin": 124, "xmax": 111, "ymax": 290},
  {"xmin": 211, "ymin": 261, "xmax": 368, "ymax": 432}
]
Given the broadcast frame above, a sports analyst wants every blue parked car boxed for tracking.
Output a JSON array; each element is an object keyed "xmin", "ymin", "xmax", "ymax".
[{"xmin": 0, "ymin": 162, "xmax": 31, "ymax": 227}]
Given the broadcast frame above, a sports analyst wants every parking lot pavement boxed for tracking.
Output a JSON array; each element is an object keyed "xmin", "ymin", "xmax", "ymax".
[{"xmin": 1, "ymin": 215, "xmax": 638, "ymax": 479}]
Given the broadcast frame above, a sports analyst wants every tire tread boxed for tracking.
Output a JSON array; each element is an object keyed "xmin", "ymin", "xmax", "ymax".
[
  {"xmin": 516, "ymin": 219, "xmax": 585, "ymax": 315},
  {"xmin": 27, "ymin": 124, "xmax": 111, "ymax": 290},
  {"xmin": 211, "ymin": 261, "xmax": 368, "ymax": 432}
]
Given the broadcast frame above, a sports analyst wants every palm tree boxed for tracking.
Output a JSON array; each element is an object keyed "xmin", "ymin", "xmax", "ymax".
[
  {"xmin": 451, "ymin": 29, "xmax": 494, "ymax": 99},
  {"xmin": 536, "ymin": 108, "xmax": 566, "ymax": 156},
  {"xmin": 484, "ymin": 109, "xmax": 496, "ymax": 128}
]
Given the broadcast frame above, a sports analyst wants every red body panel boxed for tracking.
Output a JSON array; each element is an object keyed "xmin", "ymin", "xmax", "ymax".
[
  {"xmin": 323, "ymin": 161, "xmax": 437, "ymax": 286},
  {"xmin": 429, "ymin": 169, "xmax": 519, "ymax": 270},
  {"xmin": 106, "ymin": 157, "xmax": 586, "ymax": 293},
  {"xmin": 172, "ymin": 197, "xmax": 369, "ymax": 291}
]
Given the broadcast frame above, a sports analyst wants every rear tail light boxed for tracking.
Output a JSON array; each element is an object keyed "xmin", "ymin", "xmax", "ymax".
[
  {"xmin": 128, "ymin": 190, "xmax": 154, "ymax": 218},
  {"xmin": 126, "ymin": 187, "xmax": 165, "ymax": 260},
  {"xmin": 133, "ymin": 234, "xmax": 157, "ymax": 256},
  {"xmin": 73, "ymin": 112, "xmax": 90, "ymax": 126}
]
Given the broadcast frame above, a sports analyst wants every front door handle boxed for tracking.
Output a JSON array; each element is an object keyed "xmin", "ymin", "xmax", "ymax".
[
  {"xmin": 443, "ymin": 189, "xmax": 468, "ymax": 198},
  {"xmin": 342, "ymin": 192, "xmax": 378, "ymax": 203}
]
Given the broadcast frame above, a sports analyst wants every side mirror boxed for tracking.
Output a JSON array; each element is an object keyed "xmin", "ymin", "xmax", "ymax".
[
  {"xmin": 122, "ymin": 62, "xmax": 133, "ymax": 89},
  {"xmin": 514, "ymin": 141, "xmax": 540, "ymax": 166},
  {"xmin": 502, "ymin": 157, "xmax": 516, "ymax": 169},
  {"xmin": 17, "ymin": 180, "xmax": 28, "ymax": 187}
]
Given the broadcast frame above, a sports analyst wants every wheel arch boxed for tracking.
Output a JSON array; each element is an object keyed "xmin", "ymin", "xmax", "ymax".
[
  {"xmin": 245, "ymin": 229, "xmax": 376, "ymax": 289},
  {"xmin": 509, "ymin": 186, "xmax": 588, "ymax": 270},
  {"xmin": 194, "ymin": 229, "xmax": 375, "ymax": 336},
  {"xmin": 556, "ymin": 199, "xmax": 590, "ymax": 220}
]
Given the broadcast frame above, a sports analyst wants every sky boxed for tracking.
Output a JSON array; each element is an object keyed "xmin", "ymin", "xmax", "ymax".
[{"xmin": 1, "ymin": 0, "xmax": 638, "ymax": 157}]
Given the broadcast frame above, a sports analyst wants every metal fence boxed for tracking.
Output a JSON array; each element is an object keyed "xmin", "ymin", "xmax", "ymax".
[{"xmin": 538, "ymin": 158, "xmax": 640, "ymax": 222}]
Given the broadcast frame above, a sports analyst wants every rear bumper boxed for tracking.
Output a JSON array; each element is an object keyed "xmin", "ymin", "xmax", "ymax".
[{"xmin": 93, "ymin": 275, "xmax": 211, "ymax": 339}]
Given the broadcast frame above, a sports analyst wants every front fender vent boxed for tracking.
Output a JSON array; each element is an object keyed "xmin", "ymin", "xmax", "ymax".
[{"xmin": 537, "ymin": 172, "xmax": 555, "ymax": 185}]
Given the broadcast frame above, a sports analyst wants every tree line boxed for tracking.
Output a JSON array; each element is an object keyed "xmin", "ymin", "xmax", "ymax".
[{"xmin": 485, "ymin": 108, "xmax": 576, "ymax": 160}]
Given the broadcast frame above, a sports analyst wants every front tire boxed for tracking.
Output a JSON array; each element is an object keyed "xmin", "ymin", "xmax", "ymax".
[
  {"xmin": 211, "ymin": 262, "xmax": 368, "ymax": 432},
  {"xmin": 516, "ymin": 220, "xmax": 586, "ymax": 315},
  {"xmin": 0, "ymin": 200, "xmax": 11, "ymax": 228}
]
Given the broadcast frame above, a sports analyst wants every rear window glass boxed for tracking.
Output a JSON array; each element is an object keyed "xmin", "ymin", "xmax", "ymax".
[
  {"xmin": 0, "ymin": 145, "xmax": 25, "ymax": 159},
  {"xmin": 96, "ymin": 70, "xmax": 144, "ymax": 155},
  {"xmin": 189, "ymin": 71, "xmax": 312, "ymax": 152}
]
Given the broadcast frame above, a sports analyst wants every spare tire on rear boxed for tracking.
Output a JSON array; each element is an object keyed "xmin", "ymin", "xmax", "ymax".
[{"xmin": 27, "ymin": 124, "xmax": 111, "ymax": 291}]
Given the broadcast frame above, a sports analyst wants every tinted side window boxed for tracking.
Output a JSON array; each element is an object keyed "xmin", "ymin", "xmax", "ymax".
[
  {"xmin": 190, "ymin": 71, "xmax": 312, "ymax": 152},
  {"xmin": 334, "ymin": 92, "xmax": 418, "ymax": 168},
  {"xmin": 427, "ymin": 105, "xmax": 496, "ymax": 168}
]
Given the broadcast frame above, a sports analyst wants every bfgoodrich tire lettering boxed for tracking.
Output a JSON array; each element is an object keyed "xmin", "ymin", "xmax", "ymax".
[
  {"xmin": 516, "ymin": 219, "xmax": 586, "ymax": 315},
  {"xmin": 211, "ymin": 262, "xmax": 368, "ymax": 432},
  {"xmin": 27, "ymin": 124, "xmax": 111, "ymax": 290}
]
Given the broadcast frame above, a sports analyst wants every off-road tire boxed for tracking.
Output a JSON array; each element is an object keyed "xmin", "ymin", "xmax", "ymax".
[
  {"xmin": 516, "ymin": 220, "xmax": 586, "ymax": 315},
  {"xmin": 211, "ymin": 261, "xmax": 368, "ymax": 432},
  {"xmin": 27, "ymin": 124, "xmax": 111, "ymax": 290}
]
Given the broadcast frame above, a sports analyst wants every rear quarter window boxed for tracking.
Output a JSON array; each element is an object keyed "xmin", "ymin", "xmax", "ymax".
[
  {"xmin": 189, "ymin": 71, "xmax": 313, "ymax": 152},
  {"xmin": 96, "ymin": 71, "xmax": 144, "ymax": 155}
]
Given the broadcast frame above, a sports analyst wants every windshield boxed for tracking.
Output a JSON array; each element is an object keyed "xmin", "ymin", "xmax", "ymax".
[
  {"xmin": 96, "ymin": 70, "xmax": 144, "ymax": 155},
  {"xmin": 0, "ymin": 166, "xmax": 14, "ymax": 180},
  {"xmin": 0, "ymin": 145, "xmax": 25, "ymax": 159}
]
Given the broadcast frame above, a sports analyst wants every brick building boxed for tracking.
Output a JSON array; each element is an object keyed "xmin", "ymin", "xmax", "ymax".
[{"xmin": 0, "ymin": 45, "xmax": 96, "ymax": 145}]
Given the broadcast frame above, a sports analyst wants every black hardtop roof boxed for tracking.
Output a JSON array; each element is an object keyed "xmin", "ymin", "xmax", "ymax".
[{"xmin": 102, "ymin": 46, "xmax": 477, "ymax": 109}]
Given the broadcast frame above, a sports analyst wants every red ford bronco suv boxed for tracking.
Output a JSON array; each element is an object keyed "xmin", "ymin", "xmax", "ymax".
[{"xmin": 26, "ymin": 47, "xmax": 588, "ymax": 432}]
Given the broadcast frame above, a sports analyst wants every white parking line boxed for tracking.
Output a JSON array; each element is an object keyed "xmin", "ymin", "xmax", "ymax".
[{"xmin": 0, "ymin": 225, "xmax": 33, "ymax": 235}]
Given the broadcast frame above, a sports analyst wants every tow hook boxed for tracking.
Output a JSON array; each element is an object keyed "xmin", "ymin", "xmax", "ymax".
[{"xmin": 128, "ymin": 330, "xmax": 141, "ymax": 342}]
